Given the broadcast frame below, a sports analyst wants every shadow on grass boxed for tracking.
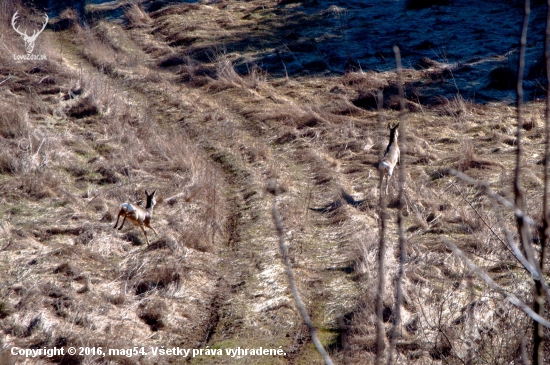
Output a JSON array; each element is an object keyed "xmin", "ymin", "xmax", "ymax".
[{"xmin": 309, "ymin": 189, "xmax": 369, "ymax": 213}]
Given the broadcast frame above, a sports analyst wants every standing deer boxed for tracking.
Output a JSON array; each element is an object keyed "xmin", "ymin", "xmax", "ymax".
[
  {"xmin": 379, "ymin": 123, "xmax": 400, "ymax": 196},
  {"xmin": 114, "ymin": 190, "xmax": 158, "ymax": 245},
  {"xmin": 11, "ymin": 11, "xmax": 49, "ymax": 54}
]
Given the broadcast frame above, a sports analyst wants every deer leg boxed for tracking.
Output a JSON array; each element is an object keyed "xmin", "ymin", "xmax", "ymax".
[
  {"xmin": 147, "ymin": 224, "xmax": 159, "ymax": 236},
  {"xmin": 113, "ymin": 213, "xmax": 121, "ymax": 229},
  {"xmin": 140, "ymin": 225, "xmax": 150, "ymax": 245},
  {"xmin": 380, "ymin": 169, "xmax": 387, "ymax": 197},
  {"xmin": 118, "ymin": 215, "xmax": 127, "ymax": 230},
  {"xmin": 390, "ymin": 172, "xmax": 400, "ymax": 195}
]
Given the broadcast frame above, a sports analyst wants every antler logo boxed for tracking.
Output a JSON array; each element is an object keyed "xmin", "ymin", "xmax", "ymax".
[{"xmin": 11, "ymin": 11, "xmax": 49, "ymax": 54}]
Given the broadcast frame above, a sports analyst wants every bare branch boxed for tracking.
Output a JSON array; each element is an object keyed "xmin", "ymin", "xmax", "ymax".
[
  {"xmin": 542, "ymin": 0, "xmax": 550, "ymax": 280},
  {"xmin": 271, "ymin": 189, "xmax": 334, "ymax": 365},
  {"xmin": 513, "ymin": 0, "xmax": 544, "ymax": 360},
  {"xmin": 0, "ymin": 75, "xmax": 11, "ymax": 85},
  {"xmin": 448, "ymin": 171, "xmax": 550, "ymax": 306},
  {"xmin": 534, "ymin": 0, "xmax": 550, "ymax": 360},
  {"xmin": 450, "ymin": 179, "xmax": 539, "ymax": 279},
  {"xmin": 387, "ymin": 45, "xmax": 407, "ymax": 365},
  {"xmin": 515, "ymin": 0, "xmax": 535, "ymax": 300},
  {"xmin": 442, "ymin": 238, "xmax": 550, "ymax": 329},
  {"xmin": 448, "ymin": 169, "xmax": 538, "ymax": 227},
  {"xmin": 487, "ymin": 197, "xmax": 540, "ymax": 280},
  {"xmin": 450, "ymin": 180, "xmax": 508, "ymax": 249},
  {"xmin": 376, "ymin": 90, "xmax": 387, "ymax": 365}
]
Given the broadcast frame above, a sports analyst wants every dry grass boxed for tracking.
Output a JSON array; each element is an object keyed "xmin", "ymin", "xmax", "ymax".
[
  {"xmin": 0, "ymin": 2, "xmax": 227, "ymax": 355},
  {"xmin": 125, "ymin": 4, "xmax": 152, "ymax": 28}
]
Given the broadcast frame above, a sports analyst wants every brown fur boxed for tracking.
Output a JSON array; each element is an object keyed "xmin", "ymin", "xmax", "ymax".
[
  {"xmin": 379, "ymin": 123, "xmax": 400, "ymax": 196},
  {"xmin": 113, "ymin": 190, "xmax": 158, "ymax": 245}
]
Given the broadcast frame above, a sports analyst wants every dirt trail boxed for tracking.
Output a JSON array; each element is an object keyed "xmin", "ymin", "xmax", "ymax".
[{"xmin": 54, "ymin": 24, "xmax": 370, "ymax": 363}]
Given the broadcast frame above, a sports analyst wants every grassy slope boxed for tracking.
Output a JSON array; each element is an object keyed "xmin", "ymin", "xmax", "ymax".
[{"xmin": 0, "ymin": 1, "xmax": 548, "ymax": 364}]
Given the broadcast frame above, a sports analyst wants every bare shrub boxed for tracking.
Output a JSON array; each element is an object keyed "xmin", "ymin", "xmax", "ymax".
[
  {"xmin": 140, "ymin": 127, "xmax": 225, "ymax": 252},
  {"xmin": 16, "ymin": 170, "xmax": 57, "ymax": 199},
  {"xmin": 0, "ymin": 151, "xmax": 21, "ymax": 175},
  {"xmin": 0, "ymin": 104, "xmax": 27, "ymax": 139}
]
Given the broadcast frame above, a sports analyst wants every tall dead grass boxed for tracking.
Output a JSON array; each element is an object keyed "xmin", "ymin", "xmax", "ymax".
[
  {"xmin": 77, "ymin": 25, "xmax": 118, "ymax": 74},
  {"xmin": 125, "ymin": 4, "xmax": 152, "ymax": 28},
  {"xmin": 210, "ymin": 54, "xmax": 267, "ymax": 91}
]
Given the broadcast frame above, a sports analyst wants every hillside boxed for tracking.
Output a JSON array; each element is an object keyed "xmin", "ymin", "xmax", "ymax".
[{"xmin": 0, "ymin": 0, "xmax": 549, "ymax": 364}]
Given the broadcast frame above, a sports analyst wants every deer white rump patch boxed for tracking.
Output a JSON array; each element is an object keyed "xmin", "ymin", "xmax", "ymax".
[
  {"xmin": 121, "ymin": 203, "xmax": 136, "ymax": 212},
  {"xmin": 380, "ymin": 161, "xmax": 394, "ymax": 176}
]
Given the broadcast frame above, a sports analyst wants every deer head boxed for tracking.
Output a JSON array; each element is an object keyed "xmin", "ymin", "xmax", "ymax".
[{"xmin": 12, "ymin": 11, "xmax": 49, "ymax": 54}]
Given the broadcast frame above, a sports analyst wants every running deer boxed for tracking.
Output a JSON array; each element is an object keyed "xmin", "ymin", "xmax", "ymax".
[
  {"xmin": 113, "ymin": 190, "xmax": 158, "ymax": 245},
  {"xmin": 379, "ymin": 123, "xmax": 400, "ymax": 196}
]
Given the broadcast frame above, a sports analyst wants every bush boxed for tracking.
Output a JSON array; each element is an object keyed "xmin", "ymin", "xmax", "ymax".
[{"xmin": 0, "ymin": 105, "xmax": 27, "ymax": 139}]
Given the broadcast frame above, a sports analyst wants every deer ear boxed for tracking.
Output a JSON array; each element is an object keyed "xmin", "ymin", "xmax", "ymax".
[
  {"xmin": 395, "ymin": 122, "xmax": 399, "ymax": 129},
  {"xmin": 151, "ymin": 190, "xmax": 156, "ymax": 196},
  {"xmin": 387, "ymin": 123, "xmax": 391, "ymax": 129},
  {"xmin": 145, "ymin": 190, "xmax": 149, "ymax": 195}
]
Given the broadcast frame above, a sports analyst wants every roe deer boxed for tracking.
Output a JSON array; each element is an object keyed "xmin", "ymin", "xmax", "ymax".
[
  {"xmin": 114, "ymin": 190, "xmax": 158, "ymax": 245},
  {"xmin": 379, "ymin": 123, "xmax": 400, "ymax": 196}
]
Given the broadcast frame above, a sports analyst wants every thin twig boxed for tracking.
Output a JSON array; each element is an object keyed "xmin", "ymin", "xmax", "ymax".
[
  {"xmin": 440, "ymin": 330, "xmax": 467, "ymax": 365},
  {"xmin": 442, "ymin": 238, "xmax": 550, "ymax": 329},
  {"xmin": 0, "ymin": 241, "xmax": 12, "ymax": 251},
  {"xmin": 542, "ymin": 0, "xmax": 550, "ymax": 285},
  {"xmin": 515, "ymin": 1, "xmax": 543, "ymax": 361},
  {"xmin": 449, "ymin": 180, "xmax": 535, "ymax": 273},
  {"xmin": 0, "ymin": 75, "xmax": 11, "ymax": 85},
  {"xmin": 449, "ymin": 171, "xmax": 550, "ymax": 306},
  {"xmin": 486, "ymin": 197, "xmax": 540, "ymax": 280},
  {"xmin": 450, "ymin": 180, "xmax": 509, "ymax": 250},
  {"xmin": 387, "ymin": 45, "xmax": 407, "ymax": 365},
  {"xmin": 515, "ymin": 0, "xmax": 537, "ymax": 278},
  {"xmin": 376, "ymin": 90, "xmax": 387, "ymax": 365},
  {"xmin": 271, "ymin": 189, "xmax": 334, "ymax": 365},
  {"xmin": 536, "ymin": 0, "xmax": 550, "ymax": 362},
  {"xmin": 448, "ymin": 169, "xmax": 538, "ymax": 227},
  {"xmin": 466, "ymin": 274, "xmax": 474, "ymax": 364}
]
